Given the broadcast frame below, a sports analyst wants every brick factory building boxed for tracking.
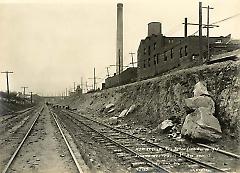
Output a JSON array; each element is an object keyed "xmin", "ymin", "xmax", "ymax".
[{"xmin": 137, "ymin": 22, "xmax": 238, "ymax": 80}]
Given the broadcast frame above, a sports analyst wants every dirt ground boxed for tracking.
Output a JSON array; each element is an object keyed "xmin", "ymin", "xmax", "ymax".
[{"xmin": 1, "ymin": 105, "xmax": 88, "ymax": 173}]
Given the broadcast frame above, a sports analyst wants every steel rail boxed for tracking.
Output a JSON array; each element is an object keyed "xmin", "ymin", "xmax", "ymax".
[
  {"xmin": 197, "ymin": 143, "xmax": 240, "ymax": 159},
  {"xmin": 60, "ymin": 110, "xmax": 170, "ymax": 173},
  {"xmin": 1, "ymin": 106, "xmax": 44, "ymax": 173},
  {"xmin": 1, "ymin": 106, "xmax": 36, "ymax": 122},
  {"xmin": 51, "ymin": 111, "xmax": 84, "ymax": 173},
  {"xmin": 58, "ymin": 110, "xmax": 170, "ymax": 173},
  {"xmin": 66, "ymin": 110, "xmax": 226, "ymax": 172}
]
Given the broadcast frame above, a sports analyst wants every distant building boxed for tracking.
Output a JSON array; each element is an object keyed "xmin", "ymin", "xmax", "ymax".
[
  {"xmin": 75, "ymin": 85, "xmax": 83, "ymax": 95},
  {"xmin": 105, "ymin": 67, "xmax": 137, "ymax": 88}
]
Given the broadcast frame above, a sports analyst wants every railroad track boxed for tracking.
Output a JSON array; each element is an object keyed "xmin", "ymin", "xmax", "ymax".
[
  {"xmin": 50, "ymin": 107, "xmax": 84, "ymax": 173},
  {"xmin": 52, "ymin": 108, "xmax": 240, "ymax": 173},
  {"xmin": 2, "ymin": 105, "xmax": 86, "ymax": 173},
  {"xmin": 0, "ymin": 106, "xmax": 35, "ymax": 124},
  {"xmin": 1, "ymin": 106, "xmax": 44, "ymax": 173}
]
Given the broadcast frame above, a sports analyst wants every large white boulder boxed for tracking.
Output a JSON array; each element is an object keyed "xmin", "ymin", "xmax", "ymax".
[
  {"xmin": 181, "ymin": 81, "xmax": 222, "ymax": 142},
  {"xmin": 181, "ymin": 108, "xmax": 222, "ymax": 142},
  {"xmin": 193, "ymin": 81, "xmax": 210, "ymax": 97},
  {"xmin": 185, "ymin": 96, "xmax": 215, "ymax": 114}
]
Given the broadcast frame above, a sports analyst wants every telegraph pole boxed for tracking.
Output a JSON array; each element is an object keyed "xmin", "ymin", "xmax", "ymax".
[
  {"xmin": 94, "ymin": 68, "xmax": 96, "ymax": 90},
  {"xmin": 21, "ymin": 86, "xmax": 28, "ymax": 98},
  {"xmin": 1, "ymin": 71, "xmax": 13, "ymax": 95},
  {"xmin": 106, "ymin": 67, "xmax": 110, "ymax": 77},
  {"xmin": 30, "ymin": 92, "xmax": 33, "ymax": 104},
  {"xmin": 129, "ymin": 52, "xmax": 135, "ymax": 67},
  {"xmin": 86, "ymin": 81, "xmax": 88, "ymax": 92},
  {"xmin": 183, "ymin": 2, "xmax": 218, "ymax": 63},
  {"xmin": 66, "ymin": 88, "xmax": 68, "ymax": 97},
  {"xmin": 203, "ymin": 5, "xmax": 214, "ymax": 62},
  {"xmin": 88, "ymin": 68, "xmax": 101, "ymax": 91},
  {"xmin": 81, "ymin": 77, "xmax": 83, "ymax": 90},
  {"xmin": 73, "ymin": 82, "xmax": 76, "ymax": 92},
  {"xmin": 199, "ymin": 1, "xmax": 203, "ymax": 61}
]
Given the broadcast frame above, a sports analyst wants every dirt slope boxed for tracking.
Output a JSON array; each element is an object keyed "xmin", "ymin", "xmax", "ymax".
[{"xmin": 61, "ymin": 60, "xmax": 240, "ymax": 141}]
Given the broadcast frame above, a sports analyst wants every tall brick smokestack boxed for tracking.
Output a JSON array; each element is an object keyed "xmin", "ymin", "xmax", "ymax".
[{"xmin": 116, "ymin": 3, "xmax": 123, "ymax": 75}]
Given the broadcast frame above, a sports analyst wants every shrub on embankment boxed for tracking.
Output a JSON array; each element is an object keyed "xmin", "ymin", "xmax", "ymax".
[
  {"xmin": 0, "ymin": 92, "xmax": 35, "ymax": 115},
  {"xmin": 63, "ymin": 61, "xmax": 240, "ymax": 141}
]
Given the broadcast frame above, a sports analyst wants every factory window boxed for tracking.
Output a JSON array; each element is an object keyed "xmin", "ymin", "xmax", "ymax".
[
  {"xmin": 153, "ymin": 42, "xmax": 157, "ymax": 50},
  {"xmin": 143, "ymin": 60, "xmax": 146, "ymax": 68},
  {"xmin": 148, "ymin": 58, "xmax": 151, "ymax": 67},
  {"xmin": 164, "ymin": 51, "xmax": 167, "ymax": 61},
  {"xmin": 148, "ymin": 46, "xmax": 151, "ymax": 55},
  {"xmin": 171, "ymin": 49, "xmax": 173, "ymax": 59},
  {"xmin": 153, "ymin": 55, "xmax": 156, "ymax": 65},
  {"xmin": 156, "ymin": 54, "xmax": 159, "ymax": 64},
  {"xmin": 144, "ymin": 48, "xmax": 146, "ymax": 54},
  {"xmin": 180, "ymin": 47, "xmax": 183, "ymax": 58},
  {"xmin": 185, "ymin": 45, "xmax": 188, "ymax": 56}
]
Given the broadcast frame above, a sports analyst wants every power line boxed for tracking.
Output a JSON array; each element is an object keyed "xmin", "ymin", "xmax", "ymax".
[
  {"xmin": 212, "ymin": 13, "xmax": 240, "ymax": 25},
  {"xmin": 190, "ymin": 12, "xmax": 240, "ymax": 36}
]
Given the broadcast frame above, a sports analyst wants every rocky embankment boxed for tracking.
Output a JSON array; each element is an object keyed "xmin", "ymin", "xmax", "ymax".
[{"xmin": 61, "ymin": 60, "xmax": 240, "ymax": 142}]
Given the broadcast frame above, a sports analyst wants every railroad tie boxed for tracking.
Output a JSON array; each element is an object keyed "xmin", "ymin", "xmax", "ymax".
[{"xmin": 131, "ymin": 161, "xmax": 149, "ymax": 168}]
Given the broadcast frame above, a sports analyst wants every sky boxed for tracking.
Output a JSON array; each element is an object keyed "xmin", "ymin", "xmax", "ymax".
[{"xmin": 0, "ymin": 0, "xmax": 239, "ymax": 96}]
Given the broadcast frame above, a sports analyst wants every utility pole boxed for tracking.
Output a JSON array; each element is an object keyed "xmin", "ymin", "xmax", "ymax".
[
  {"xmin": 94, "ymin": 68, "xmax": 96, "ymax": 91},
  {"xmin": 129, "ymin": 52, "xmax": 135, "ymax": 67},
  {"xmin": 66, "ymin": 88, "xmax": 68, "ymax": 97},
  {"xmin": 86, "ymin": 81, "xmax": 88, "ymax": 92},
  {"xmin": 184, "ymin": 18, "xmax": 188, "ymax": 38},
  {"xmin": 88, "ymin": 68, "xmax": 101, "ymax": 91},
  {"xmin": 30, "ymin": 92, "xmax": 33, "ymax": 104},
  {"xmin": 1, "ymin": 71, "xmax": 13, "ymax": 95},
  {"xmin": 202, "ymin": 5, "xmax": 214, "ymax": 62},
  {"xmin": 199, "ymin": 1, "xmax": 203, "ymax": 61},
  {"xmin": 106, "ymin": 67, "xmax": 110, "ymax": 77},
  {"xmin": 183, "ymin": 2, "xmax": 218, "ymax": 62},
  {"xmin": 73, "ymin": 82, "xmax": 76, "ymax": 92},
  {"xmin": 21, "ymin": 86, "xmax": 28, "ymax": 98},
  {"xmin": 81, "ymin": 77, "xmax": 83, "ymax": 90}
]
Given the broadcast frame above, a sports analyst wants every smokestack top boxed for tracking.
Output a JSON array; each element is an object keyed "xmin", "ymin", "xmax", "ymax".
[{"xmin": 117, "ymin": 3, "xmax": 123, "ymax": 8}]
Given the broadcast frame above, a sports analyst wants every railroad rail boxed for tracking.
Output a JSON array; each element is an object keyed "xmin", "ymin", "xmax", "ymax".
[
  {"xmin": 50, "ymin": 108, "xmax": 84, "ymax": 173},
  {"xmin": 1, "ymin": 106, "xmax": 36, "ymax": 123},
  {"xmin": 52, "ymin": 108, "xmax": 239, "ymax": 173},
  {"xmin": 1, "ymin": 106, "xmax": 44, "ymax": 173}
]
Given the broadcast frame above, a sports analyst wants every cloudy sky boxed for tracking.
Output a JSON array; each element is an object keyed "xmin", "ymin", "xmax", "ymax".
[{"xmin": 0, "ymin": 0, "xmax": 239, "ymax": 96}]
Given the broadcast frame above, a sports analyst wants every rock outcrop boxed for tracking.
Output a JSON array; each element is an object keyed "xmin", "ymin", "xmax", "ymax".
[{"xmin": 181, "ymin": 81, "xmax": 222, "ymax": 142}]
